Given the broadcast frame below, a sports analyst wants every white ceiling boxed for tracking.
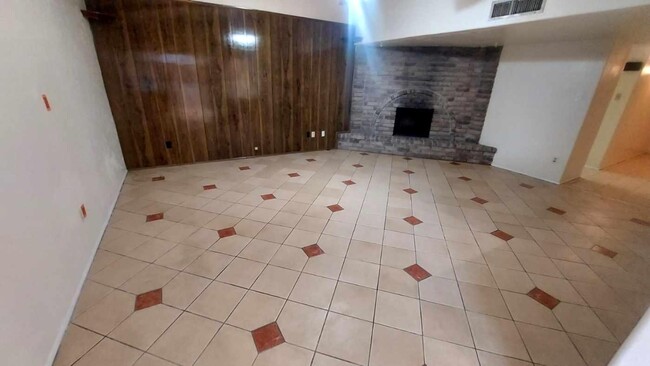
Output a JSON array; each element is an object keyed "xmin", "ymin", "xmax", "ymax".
[{"xmin": 372, "ymin": 6, "xmax": 650, "ymax": 48}]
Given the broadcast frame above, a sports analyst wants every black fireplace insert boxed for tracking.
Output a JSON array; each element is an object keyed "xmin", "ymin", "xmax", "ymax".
[{"xmin": 393, "ymin": 107, "xmax": 433, "ymax": 138}]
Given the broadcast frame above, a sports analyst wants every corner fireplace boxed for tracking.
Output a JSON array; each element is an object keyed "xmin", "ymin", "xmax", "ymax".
[{"xmin": 393, "ymin": 107, "xmax": 434, "ymax": 138}]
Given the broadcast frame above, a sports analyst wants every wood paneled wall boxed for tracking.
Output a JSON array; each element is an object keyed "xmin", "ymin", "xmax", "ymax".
[{"xmin": 85, "ymin": 0, "xmax": 353, "ymax": 168}]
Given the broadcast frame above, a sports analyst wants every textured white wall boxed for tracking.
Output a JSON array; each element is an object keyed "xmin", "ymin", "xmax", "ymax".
[
  {"xmin": 480, "ymin": 40, "xmax": 611, "ymax": 183},
  {"xmin": 0, "ymin": 0, "xmax": 126, "ymax": 364}
]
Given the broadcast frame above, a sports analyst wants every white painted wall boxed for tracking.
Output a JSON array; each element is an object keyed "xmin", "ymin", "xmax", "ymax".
[
  {"xmin": 480, "ymin": 40, "xmax": 611, "ymax": 183},
  {"xmin": 198, "ymin": 0, "xmax": 348, "ymax": 23},
  {"xmin": 366, "ymin": 0, "xmax": 650, "ymax": 43},
  {"xmin": 585, "ymin": 71, "xmax": 640, "ymax": 169},
  {"xmin": 611, "ymin": 309, "xmax": 650, "ymax": 366},
  {"xmin": 0, "ymin": 0, "xmax": 126, "ymax": 365}
]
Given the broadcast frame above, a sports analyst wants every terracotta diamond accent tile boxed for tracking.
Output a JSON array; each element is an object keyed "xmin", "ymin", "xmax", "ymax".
[
  {"xmin": 450, "ymin": 162, "xmax": 461, "ymax": 166},
  {"xmin": 403, "ymin": 188, "xmax": 418, "ymax": 194},
  {"xmin": 218, "ymin": 227, "xmax": 237, "ymax": 238},
  {"xmin": 630, "ymin": 218, "xmax": 650, "ymax": 227},
  {"xmin": 547, "ymin": 207, "xmax": 566, "ymax": 215},
  {"xmin": 252, "ymin": 322, "xmax": 285, "ymax": 353},
  {"xmin": 404, "ymin": 264, "xmax": 431, "ymax": 282},
  {"xmin": 342, "ymin": 180, "xmax": 356, "ymax": 186},
  {"xmin": 403, "ymin": 170, "xmax": 415, "ymax": 175},
  {"xmin": 491, "ymin": 230, "xmax": 513, "ymax": 241},
  {"xmin": 302, "ymin": 244, "xmax": 324, "ymax": 258},
  {"xmin": 152, "ymin": 176, "xmax": 165, "ymax": 182},
  {"xmin": 327, "ymin": 204, "xmax": 344, "ymax": 213},
  {"xmin": 527, "ymin": 287, "xmax": 560, "ymax": 310},
  {"xmin": 360, "ymin": 152, "xmax": 369, "ymax": 156},
  {"xmin": 458, "ymin": 176, "xmax": 472, "ymax": 181},
  {"xmin": 404, "ymin": 157, "xmax": 413, "ymax": 161},
  {"xmin": 353, "ymin": 164, "xmax": 364, "ymax": 168},
  {"xmin": 404, "ymin": 216, "xmax": 423, "ymax": 226},
  {"xmin": 306, "ymin": 158, "xmax": 316, "ymax": 162},
  {"xmin": 146, "ymin": 212, "xmax": 164, "ymax": 222},
  {"xmin": 592, "ymin": 245, "xmax": 617, "ymax": 258},
  {"xmin": 135, "ymin": 288, "xmax": 163, "ymax": 311},
  {"xmin": 288, "ymin": 172, "xmax": 300, "ymax": 177},
  {"xmin": 261, "ymin": 194, "xmax": 276, "ymax": 200},
  {"xmin": 520, "ymin": 183, "xmax": 535, "ymax": 189},
  {"xmin": 471, "ymin": 197, "xmax": 488, "ymax": 204},
  {"xmin": 239, "ymin": 166, "xmax": 251, "ymax": 171},
  {"xmin": 203, "ymin": 184, "xmax": 217, "ymax": 190}
]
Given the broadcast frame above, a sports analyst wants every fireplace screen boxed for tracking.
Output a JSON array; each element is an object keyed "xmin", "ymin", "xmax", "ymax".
[{"xmin": 392, "ymin": 107, "xmax": 434, "ymax": 138}]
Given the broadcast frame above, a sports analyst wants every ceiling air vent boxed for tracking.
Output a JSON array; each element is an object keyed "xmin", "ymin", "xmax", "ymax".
[{"xmin": 490, "ymin": 0, "xmax": 545, "ymax": 19}]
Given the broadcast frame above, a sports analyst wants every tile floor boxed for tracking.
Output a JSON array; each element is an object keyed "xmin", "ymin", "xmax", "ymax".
[{"xmin": 55, "ymin": 150, "xmax": 650, "ymax": 366}]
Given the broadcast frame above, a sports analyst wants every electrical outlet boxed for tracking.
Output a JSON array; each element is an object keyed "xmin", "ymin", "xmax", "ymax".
[
  {"xmin": 80, "ymin": 204, "xmax": 87, "ymax": 219},
  {"xmin": 321, "ymin": 130, "xmax": 326, "ymax": 137},
  {"xmin": 552, "ymin": 157, "xmax": 558, "ymax": 163},
  {"xmin": 165, "ymin": 141, "xmax": 172, "ymax": 149},
  {"xmin": 310, "ymin": 131, "xmax": 316, "ymax": 138}
]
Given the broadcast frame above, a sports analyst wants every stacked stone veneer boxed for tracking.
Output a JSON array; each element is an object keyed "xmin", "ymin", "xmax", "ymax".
[{"xmin": 337, "ymin": 45, "xmax": 502, "ymax": 164}]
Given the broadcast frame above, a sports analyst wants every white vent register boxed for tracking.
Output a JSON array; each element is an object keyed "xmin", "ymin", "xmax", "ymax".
[{"xmin": 490, "ymin": 0, "xmax": 545, "ymax": 19}]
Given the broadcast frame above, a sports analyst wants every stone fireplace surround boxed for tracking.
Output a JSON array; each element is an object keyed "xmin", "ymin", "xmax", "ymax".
[{"xmin": 338, "ymin": 45, "xmax": 501, "ymax": 164}]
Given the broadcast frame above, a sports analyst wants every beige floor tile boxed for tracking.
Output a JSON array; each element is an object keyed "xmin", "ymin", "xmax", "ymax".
[
  {"xmin": 593, "ymin": 308, "xmax": 639, "ymax": 342},
  {"xmin": 353, "ymin": 225, "xmax": 384, "ymax": 245},
  {"xmin": 253, "ymin": 343, "xmax": 314, "ymax": 366},
  {"xmin": 516, "ymin": 322, "xmax": 585, "ymax": 366},
  {"xmin": 252, "ymin": 265, "xmax": 300, "ymax": 298},
  {"xmin": 227, "ymin": 291, "xmax": 284, "ymax": 331},
  {"xmin": 339, "ymin": 258, "xmax": 379, "ymax": 288},
  {"xmin": 415, "ymin": 236, "xmax": 448, "ymax": 254},
  {"xmin": 74, "ymin": 338, "xmax": 142, "ymax": 366},
  {"xmin": 210, "ymin": 235, "xmax": 251, "ymax": 256},
  {"xmin": 73, "ymin": 290, "xmax": 135, "ymax": 335},
  {"xmin": 270, "ymin": 212, "xmax": 302, "ymax": 228},
  {"xmin": 419, "ymin": 275, "xmax": 464, "ymax": 308},
  {"xmin": 247, "ymin": 207, "xmax": 279, "ymax": 223},
  {"xmin": 483, "ymin": 250, "xmax": 523, "ymax": 271},
  {"xmin": 421, "ymin": 301, "xmax": 473, "ymax": 347},
  {"xmin": 459, "ymin": 282, "xmax": 510, "ymax": 319},
  {"xmin": 285, "ymin": 229, "xmax": 321, "ymax": 247},
  {"xmin": 181, "ymin": 228, "xmax": 219, "ymax": 249},
  {"xmin": 289, "ymin": 273, "xmax": 337, "ymax": 309},
  {"xmin": 491, "ymin": 268, "xmax": 535, "ymax": 293},
  {"xmin": 217, "ymin": 257, "xmax": 266, "ymax": 288},
  {"xmin": 73, "ymin": 281, "xmax": 113, "ymax": 317},
  {"xmin": 330, "ymin": 282, "xmax": 377, "ymax": 321},
  {"xmin": 127, "ymin": 238, "xmax": 177, "ymax": 262},
  {"xmin": 417, "ymin": 251, "xmax": 456, "ymax": 280},
  {"xmin": 269, "ymin": 245, "xmax": 308, "ymax": 271},
  {"xmin": 194, "ymin": 324, "xmax": 257, "ymax": 366},
  {"xmin": 277, "ymin": 301, "xmax": 327, "ymax": 350},
  {"xmin": 448, "ymin": 242, "xmax": 486, "ymax": 264},
  {"xmin": 423, "ymin": 337, "xmax": 479, "ymax": 366},
  {"xmin": 516, "ymin": 253, "xmax": 563, "ymax": 278},
  {"xmin": 501, "ymin": 291, "xmax": 561, "ymax": 329},
  {"xmin": 133, "ymin": 354, "xmax": 177, "ymax": 366},
  {"xmin": 378, "ymin": 265, "xmax": 419, "ymax": 298},
  {"xmin": 149, "ymin": 312, "xmax": 221, "ymax": 366},
  {"xmin": 157, "ymin": 222, "xmax": 199, "ymax": 243},
  {"xmin": 109, "ymin": 304, "xmax": 181, "ymax": 350},
  {"xmin": 101, "ymin": 232, "xmax": 151, "ymax": 256},
  {"xmin": 303, "ymin": 254, "xmax": 344, "ymax": 280},
  {"xmin": 323, "ymin": 220, "xmax": 355, "ymax": 239},
  {"xmin": 569, "ymin": 333, "xmax": 619, "ymax": 366},
  {"xmin": 162, "ymin": 272, "xmax": 210, "ymax": 309},
  {"xmin": 256, "ymin": 224, "xmax": 293, "ymax": 244},
  {"xmin": 553, "ymin": 303, "xmax": 617, "ymax": 341},
  {"xmin": 453, "ymin": 260, "xmax": 497, "ymax": 288},
  {"xmin": 53, "ymin": 325, "xmax": 103, "ymax": 366},
  {"xmin": 570, "ymin": 281, "xmax": 627, "ymax": 312},
  {"xmin": 88, "ymin": 250, "xmax": 122, "ymax": 275},
  {"xmin": 312, "ymin": 353, "xmax": 356, "ymax": 366},
  {"xmin": 507, "ymin": 238, "xmax": 546, "ymax": 257},
  {"xmin": 537, "ymin": 242, "xmax": 582, "ymax": 262},
  {"xmin": 383, "ymin": 230, "xmax": 415, "ymax": 250},
  {"xmin": 184, "ymin": 251, "xmax": 233, "ymax": 279},
  {"xmin": 317, "ymin": 313, "xmax": 373, "ymax": 365},
  {"xmin": 90, "ymin": 256, "xmax": 149, "ymax": 288},
  {"xmin": 529, "ymin": 274, "xmax": 586, "ymax": 305},
  {"xmin": 467, "ymin": 312, "xmax": 529, "ymax": 361},
  {"xmin": 375, "ymin": 291, "xmax": 422, "ymax": 334},
  {"xmin": 239, "ymin": 239, "xmax": 281, "ymax": 263},
  {"xmin": 317, "ymin": 234, "xmax": 350, "ymax": 257},
  {"xmin": 119, "ymin": 265, "xmax": 177, "ymax": 294},
  {"xmin": 476, "ymin": 350, "xmax": 532, "ymax": 365},
  {"xmin": 370, "ymin": 324, "xmax": 424, "ymax": 366},
  {"xmin": 188, "ymin": 281, "xmax": 246, "ymax": 321},
  {"xmin": 154, "ymin": 245, "xmax": 204, "ymax": 271},
  {"xmin": 296, "ymin": 216, "xmax": 328, "ymax": 233},
  {"xmin": 380, "ymin": 246, "xmax": 415, "ymax": 268}
]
